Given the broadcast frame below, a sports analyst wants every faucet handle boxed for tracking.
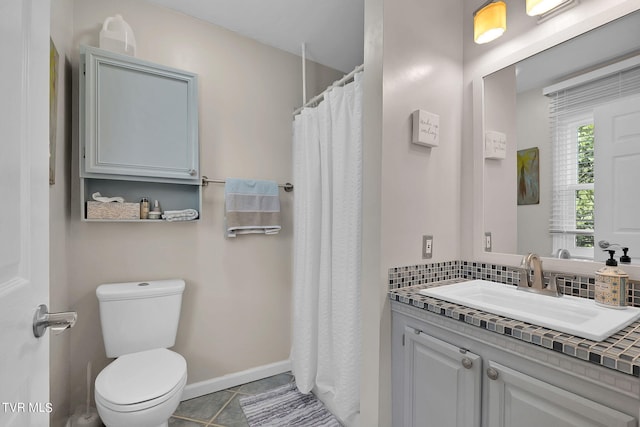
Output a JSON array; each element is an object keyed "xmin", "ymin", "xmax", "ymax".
[
  {"xmin": 547, "ymin": 274, "xmax": 563, "ymax": 297},
  {"xmin": 517, "ymin": 267, "xmax": 530, "ymax": 288},
  {"xmin": 520, "ymin": 253, "xmax": 540, "ymax": 269}
]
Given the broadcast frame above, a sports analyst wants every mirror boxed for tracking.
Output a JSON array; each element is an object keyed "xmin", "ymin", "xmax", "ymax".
[{"xmin": 483, "ymin": 9, "xmax": 640, "ymax": 264}]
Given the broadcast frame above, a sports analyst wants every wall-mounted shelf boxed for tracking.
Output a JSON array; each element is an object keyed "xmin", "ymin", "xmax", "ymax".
[{"xmin": 81, "ymin": 178, "xmax": 201, "ymax": 222}]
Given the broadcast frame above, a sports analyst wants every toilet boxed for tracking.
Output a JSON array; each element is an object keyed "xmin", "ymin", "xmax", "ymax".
[{"xmin": 95, "ymin": 279, "xmax": 187, "ymax": 427}]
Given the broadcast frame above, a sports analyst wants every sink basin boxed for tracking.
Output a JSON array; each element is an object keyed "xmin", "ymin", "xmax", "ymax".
[{"xmin": 419, "ymin": 279, "xmax": 640, "ymax": 341}]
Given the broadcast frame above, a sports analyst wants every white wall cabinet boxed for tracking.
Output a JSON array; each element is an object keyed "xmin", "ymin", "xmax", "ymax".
[
  {"xmin": 79, "ymin": 46, "xmax": 201, "ymax": 221},
  {"xmin": 392, "ymin": 302, "xmax": 639, "ymax": 427},
  {"xmin": 80, "ymin": 45, "xmax": 199, "ymax": 181}
]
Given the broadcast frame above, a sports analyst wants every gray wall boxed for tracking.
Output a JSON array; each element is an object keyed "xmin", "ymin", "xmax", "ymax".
[
  {"xmin": 517, "ymin": 88, "xmax": 552, "ymax": 256},
  {"xmin": 483, "ymin": 65, "xmax": 517, "ymax": 254},
  {"xmin": 49, "ymin": 1, "xmax": 341, "ymax": 423},
  {"xmin": 360, "ymin": 0, "xmax": 464, "ymax": 424},
  {"xmin": 50, "ymin": 1, "xmax": 74, "ymax": 425}
]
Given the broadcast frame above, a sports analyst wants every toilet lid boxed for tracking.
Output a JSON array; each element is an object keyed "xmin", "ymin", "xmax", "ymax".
[{"xmin": 95, "ymin": 348, "xmax": 187, "ymax": 406}]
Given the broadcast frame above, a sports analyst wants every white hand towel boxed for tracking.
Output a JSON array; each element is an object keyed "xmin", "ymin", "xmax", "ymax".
[{"xmin": 162, "ymin": 209, "xmax": 199, "ymax": 222}]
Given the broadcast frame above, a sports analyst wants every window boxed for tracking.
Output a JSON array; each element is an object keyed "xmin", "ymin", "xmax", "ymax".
[
  {"xmin": 550, "ymin": 114, "xmax": 594, "ymax": 259},
  {"xmin": 575, "ymin": 123, "xmax": 594, "ymax": 248},
  {"xmin": 546, "ymin": 58, "xmax": 640, "ymax": 260}
]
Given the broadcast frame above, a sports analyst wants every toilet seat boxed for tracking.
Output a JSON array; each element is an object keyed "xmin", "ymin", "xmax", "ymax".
[{"xmin": 95, "ymin": 348, "xmax": 187, "ymax": 413}]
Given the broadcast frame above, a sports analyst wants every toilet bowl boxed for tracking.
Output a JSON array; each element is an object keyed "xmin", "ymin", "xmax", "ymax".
[
  {"xmin": 95, "ymin": 348, "xmax": 187, "ymax": 427},
  {"xmin": 95, "ymin": 279, "xmax": 187, "ymax": 427}
]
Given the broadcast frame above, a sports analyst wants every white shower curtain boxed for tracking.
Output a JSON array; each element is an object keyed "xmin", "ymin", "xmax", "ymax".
[{"xmin": 291, "ymin": 71, "xmax": 363, "ymax": 425}]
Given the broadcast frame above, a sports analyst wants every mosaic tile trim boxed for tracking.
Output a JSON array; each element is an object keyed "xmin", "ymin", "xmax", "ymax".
[
  {"xmin": 458, "ymin": 261, "xmax": 521, "ymax": 285},
  {"xmin": 389, "ymin": 279, "xmax": 640, "ymax": 377},
  {"xmin": 388, "ymin": 260, "xmax": 640, "ymax": 307},
  {"xmin": 388, "ymin": 261, "xmax": 459, "ymax": 290}
]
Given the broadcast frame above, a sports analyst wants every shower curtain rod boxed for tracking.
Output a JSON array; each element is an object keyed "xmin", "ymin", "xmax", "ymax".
[{"xmin": 293, "ymin": 64, "xmax": 364, "ymax": 116}]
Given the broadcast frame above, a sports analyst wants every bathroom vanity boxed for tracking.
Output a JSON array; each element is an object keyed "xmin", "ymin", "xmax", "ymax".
[{"xmin": 391, "ymin": 280, "xmax": 640, "ymax": 427}]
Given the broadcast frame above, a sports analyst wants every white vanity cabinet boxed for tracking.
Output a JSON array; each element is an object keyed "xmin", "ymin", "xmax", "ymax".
[
  {"xmin": 392, "ymin": 302, "xmax": 639, "ymax": 427},
  {"xmin": 403, "ymin": 325, "xmax": 482, "ymax": 427},
  {"xmin": 79, "ymin": 46, "xmax": 201, "ymax": 221},
  {"xmin": 485, "ymin": 361, "xmax": 635, "ymax": 427}
]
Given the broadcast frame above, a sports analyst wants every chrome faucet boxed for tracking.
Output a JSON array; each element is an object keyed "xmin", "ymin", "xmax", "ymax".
[{"xmin": 518, "ymin": 253, "xmax": 562, "ymax": 297}]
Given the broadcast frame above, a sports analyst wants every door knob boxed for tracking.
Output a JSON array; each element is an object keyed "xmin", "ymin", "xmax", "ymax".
[{"xmin": 33, "ymin": 304, "xmax": 77, "ymax": 338}]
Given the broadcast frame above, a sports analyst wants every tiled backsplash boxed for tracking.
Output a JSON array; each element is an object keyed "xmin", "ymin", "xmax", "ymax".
[
  {"xmin": 389, "ymin": 260, "xmax": 640, "ymax": 308},
  {"xmin": 388, "ymin": 261, "xmax": 459, "ymax": 289}
]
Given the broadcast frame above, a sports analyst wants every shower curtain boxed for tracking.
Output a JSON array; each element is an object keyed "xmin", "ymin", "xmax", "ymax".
[{"xmin": 291, "ymin": 71, "xmax": 363, "ymax": 425}]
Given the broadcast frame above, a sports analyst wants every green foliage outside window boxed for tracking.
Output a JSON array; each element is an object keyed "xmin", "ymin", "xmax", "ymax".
[{"xmin": 576, "ymin": 124, "xmax": 594, "ymax": 248}]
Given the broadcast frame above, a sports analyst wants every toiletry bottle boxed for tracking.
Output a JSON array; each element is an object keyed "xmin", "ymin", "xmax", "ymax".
[
  {"xmin": 147, "ymin": 200, "xmax": 162, "ymax": 220},
  {"xmin": 140, "ymin": 197, "xmax": 149, "ymax": 219},
  {"xmin": 594, "ymin": 250, "xmax": 629, "ymax": 309},
  {"xmin": 620, "ymin": 247, "xmax": 631, "ymax": 264}
]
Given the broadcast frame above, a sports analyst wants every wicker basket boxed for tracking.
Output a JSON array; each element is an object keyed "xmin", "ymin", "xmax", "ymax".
[{"xmin": 86, "ymin": 201, "xmax": 140, "ymax": 220}]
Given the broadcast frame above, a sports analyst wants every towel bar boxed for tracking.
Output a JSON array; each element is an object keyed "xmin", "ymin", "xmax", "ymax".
[{"xmin": 201, "ymin": 176, "xmax": 294, "ymax": 192}]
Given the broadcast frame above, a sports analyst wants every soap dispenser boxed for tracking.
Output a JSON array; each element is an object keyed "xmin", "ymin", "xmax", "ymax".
[
  {"xmin": 620, "ymin": 247, "xmax": 631, "ymax": 264},
  {"xmin": 595, "ymin": 250, "xmax": 629, "ymax": 309}
]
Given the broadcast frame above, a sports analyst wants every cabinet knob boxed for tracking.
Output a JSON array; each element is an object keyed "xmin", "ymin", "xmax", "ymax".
[
  {"xmin": 461, "ymin": 357, "xmax": 473, "ymax": 369},
  {"xmin": 486, "ymin": 367, "xmax": 499, "ymax": 380},
  {"xmin": 189, "ymin": 169, "xmax": 197, "ymax": 176}
]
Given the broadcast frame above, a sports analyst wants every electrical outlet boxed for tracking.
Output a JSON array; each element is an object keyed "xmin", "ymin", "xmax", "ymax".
[
  {"xmin": 422, "ymin": 235, "xmax": 433, "ymax": 259},
  {"xmin": 484, "ymin": 232, "xmax": 492, "ymax": 252}
]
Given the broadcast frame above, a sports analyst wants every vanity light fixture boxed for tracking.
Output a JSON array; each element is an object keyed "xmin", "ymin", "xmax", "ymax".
[
  {"xmin": 526, "ymin": 0, "xmax": 573, "ymax": 16},
  {"xmin": 474, "ymin": 1, "xmax": 507, "ymax": 44}
]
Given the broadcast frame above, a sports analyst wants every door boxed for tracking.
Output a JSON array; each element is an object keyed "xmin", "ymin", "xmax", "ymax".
[
  {"xmin": 485, "ymin": 361, "xmax": 635, "ymax": 427},
  {"xmin": 0, "ymin": 1, "xmax": 51, "ymax": 426},
  {"xmin": 594, "ymin": 95, "xmax": 640, "ymax": 263},
  {"xmin": 404, "ymin": 327, "xmax": 482, "ymax": 427}
]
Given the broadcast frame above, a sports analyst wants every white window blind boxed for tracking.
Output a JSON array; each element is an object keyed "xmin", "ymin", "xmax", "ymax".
[{"xmin": 546, "ymin": 59, "xmax": 640, "ymax": 259}]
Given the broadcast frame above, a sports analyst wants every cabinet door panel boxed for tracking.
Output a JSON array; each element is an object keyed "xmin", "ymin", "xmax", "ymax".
[
  {"xmin": 486, "ymin": 361, "xmax": 636, "ymax": 427},
  {"xmin": 97, "ymin": 63, "xmax": 191, "ymax": 171},
  {"xmin": 82, "ymin": 46, "xmax": 199, "ymax": 181},
  {"xmin": 404, "ymin": 327, "xmax": 482, "ymax": 427}
]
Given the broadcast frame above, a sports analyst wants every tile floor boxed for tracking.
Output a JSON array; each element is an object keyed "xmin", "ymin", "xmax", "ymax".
[{"xmin": 169, "ymin": 372, "xmax": 295, "ymax": 427}]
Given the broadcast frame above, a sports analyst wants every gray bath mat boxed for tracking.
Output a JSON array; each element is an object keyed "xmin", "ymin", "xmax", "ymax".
[{"xmin": 239, "ymin": 382, "xmax": 342, "ymax": 427}]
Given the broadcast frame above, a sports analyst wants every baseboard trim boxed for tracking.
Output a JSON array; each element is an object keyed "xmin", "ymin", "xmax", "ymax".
[{"xmin": 181, "ymin": 359, "xmax": 292, "ymax": 401}]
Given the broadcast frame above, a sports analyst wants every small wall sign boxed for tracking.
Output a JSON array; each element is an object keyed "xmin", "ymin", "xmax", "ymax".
[
  {"xmin": 412, "ymin": 110, "xmax": 439, "ymax": 147},
  {"xmin": 484, "ymin": 131, "xmax": 507, "ymax": 159}
]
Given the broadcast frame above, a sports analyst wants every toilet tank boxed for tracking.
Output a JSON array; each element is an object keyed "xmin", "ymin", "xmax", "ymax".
[{"xmin": 96, "ymin": 279, "xmax": 185, "ymax": 358}]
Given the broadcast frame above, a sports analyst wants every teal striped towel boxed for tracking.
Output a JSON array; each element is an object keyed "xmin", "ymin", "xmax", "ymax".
[{"xmin": 225, "ymin": 178, "xmax": 281, "ymax": 237}]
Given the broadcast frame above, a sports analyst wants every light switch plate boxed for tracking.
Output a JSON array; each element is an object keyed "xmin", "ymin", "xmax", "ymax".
[
  {"xmin": 422, "ymin": 235, "xmax": 433, "ymax": 259},
  {"xmin": 484, "ymin": 232, "xmax": 492, "ymax": 252}
]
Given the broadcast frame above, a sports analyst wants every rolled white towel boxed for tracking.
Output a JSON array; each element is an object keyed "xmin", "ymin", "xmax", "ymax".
[
  {"xmin": 91, "ymin": 192, "xmax": 125, "ymax": 203},
  {"xmin": 162, "ymin": 209, "xmax": 199, "ymax": 222}
]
